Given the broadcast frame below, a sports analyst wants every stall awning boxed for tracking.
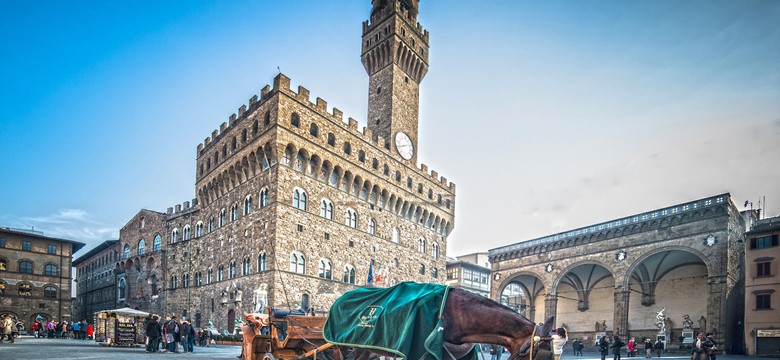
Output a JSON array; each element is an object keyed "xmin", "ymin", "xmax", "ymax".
[{"xmin": 100, "ymin": 307, "xmax": 151, "ymax": 317}]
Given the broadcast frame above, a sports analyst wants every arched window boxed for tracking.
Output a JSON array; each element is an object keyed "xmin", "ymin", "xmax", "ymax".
[
  {"xmin": 209, "ymin": 218, "xmax": 216, "ymax": 232},
  {"xmin": 327, "ymin": 133, "xmax": 335, "ymax": 146},
  {"xmin": 320, "ymin": 199, "xmax": 333, "ymax": 220},
  {"xmin": 171, "ymin": 229, "xmax": 179, "ymax": 243},
  {"xmin": 242, "ymin": 128, "xmax": 248, "ymax": 143},
  {"xmin": 196, "ymin": 222, "xmax": 204, "ymax": 237},
  {"xmin": 123, "ymin": 244, "xmax": 131, "ymax": 259},
  {"xmin": 137, "ymin": 239, "xmax": 145, "ymax": 256},
  {"xmin": 244, "ymin": 196, "xmax": 253, "ymax": 215},
  {"xmin": 194, "ymin": 273, "xmax": 202, "ymax": 287},
  {"xmin": 258, "ymin": 253, "xmax": 267, "ymax": 272},
  {"xmin": 291, "ymin": 113, "xmax": 300, "ymax": 127},
  {"xmin": 230, "ymin": 261, "xmax": 237, "ymax": 278},
  {"xmin": 243, "ymin": 257, "xmax": 251, "ymax": 275},
  {"xmin": 383, "ymin": 164, "xmax": 389, "ymax": 175},
  {"xmin": 358, "ymin": 150, "xmax": 365, "ymax": 163},
  {"xmin": 392, "ymin": 228, "xmax": 400, "ymax": 243},
  {"xmin": 419, "ymin": 264, "xmax": 425, "ymax": 275},
  {"xmin": 395, "ymin": 171, "xmax": 401, "ymax": 182},
  {"xmin": 183, "ymin": 225, "xmax": 191, "ymax": 241},
  {"xmin": 309, "ymin": 123, "xmax": 319, "ymax": 137},
  {"xmin": 290, "ymin": 252, "xmax": 305, "ymax": 274},
  {"xmin": 44, "ymin": 264, "xmax": 57, "ymax": 276},
  {"xmin": 171, "ymin": 275, "xmax": 178, "ymax": 289},
  {"xmin": 153, "ymin": 234, "xmax": 162, "ymax": 252},
  {"xmin": 343, "ymin": 142, "xmax": 351, "ymax": 155},
  {"xmin": 318, "ymin": 259, "xmax": 332, "ymax": 279},
  {"xmin": 252, "ymin": 119, "xmax": 259, "ymax": 135},
  {"xmin": 231, "ymin": 204, "xmax": 239, "ymax": 221},
  {"xmin": 44, "ymin": 285, "xmax": 57, "ymax": 299},
  {"xmin": 431, "ymin": 243, "xmax": 439, "ymax": 259},
  {"xmin": 368, "ymin": 218, "xmax": 376, "ymax": 235},
  {"xmin": 118, "ymin": 278, "xmax": 126, "ymax": 300},
  {"xmin": 183, "ymin": 274, "xmax": 189, "ymax": 288},
  {"xmin": 418, "ymin": 238, "xmax": 426, "ymax": 253},
  {"xmin": 149, "ymin": 275, "xmax": 160, "ymax": 296},
  {"xmin": 432, "ymin": 268, "xmax": 438, "ymax": 279},
  {"xmin": 232, "ymin": 137, "xmax": 237, "ymax": 150},
  {"xmin": 260, "ymin": 188, "xmax": 269, "ymax": 207},
  {"xmin": 343, "ymin": 265, "xmax": 356, "ymax": 284},
  {"xmin": 220, "ymin": 209, "xmax": 226, "ymax": 226},
  {"xmin": 372, "ymin": 158, "xmax": 379, "ymax": 169},
  {"xmin": 218, "ymin": 265, "xmax": 224, "ymax": 281},
  {"xmin": 207, "ymin": 268, "xmax": 213, "ymax": 284},
  {"xmin": 345, "ymin": 209, "xmax": 357, "ymax": 228},
  {"xmin": 264, "ymin": 112, "xmax": 271, "ymax": 127},
  {"xmin": 293, "ymin": 189, "xmax": 307, "ymax": 210}
]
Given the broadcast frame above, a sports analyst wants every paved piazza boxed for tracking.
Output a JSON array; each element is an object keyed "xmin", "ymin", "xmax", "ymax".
[
  {"xmin": 0, "ymin": 337, "xmax": 763, "ymax": 360},
  {"xmin": 0, "ymin": 336, "xmax": 241, "ymax": 359}
]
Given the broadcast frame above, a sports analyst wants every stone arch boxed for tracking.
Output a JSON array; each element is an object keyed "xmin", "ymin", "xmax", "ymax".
[{"xmin": 496, "ymin": 272, "xmax": 548, "ymax": 322}]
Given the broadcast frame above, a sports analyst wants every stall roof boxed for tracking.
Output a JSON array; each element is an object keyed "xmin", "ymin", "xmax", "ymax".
[{"xmin": 100, "ymin": 307, "xmax": 151, "ymax": 316}]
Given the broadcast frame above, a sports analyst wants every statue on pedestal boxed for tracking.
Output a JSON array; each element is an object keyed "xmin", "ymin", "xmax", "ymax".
[{"xmin": 655, "ymin": 308, "xmax": 667, "ymax": 332}]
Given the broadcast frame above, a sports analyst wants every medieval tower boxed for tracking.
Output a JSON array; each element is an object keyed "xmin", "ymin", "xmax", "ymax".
[{"xmin": 113, "ymin": 0, "xmax": 455, "ymax": 333}]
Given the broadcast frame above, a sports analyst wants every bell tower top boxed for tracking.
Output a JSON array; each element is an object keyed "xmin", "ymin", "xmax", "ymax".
[
  {"xmin": 372, "ymin": 0, "xmax": 418, "ymax": 21},
  {"xmin": 362, "ymin": 0, "xmax": 429, "ymax": 164}
]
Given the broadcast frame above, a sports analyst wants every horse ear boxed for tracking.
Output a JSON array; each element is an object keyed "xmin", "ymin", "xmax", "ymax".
[{"xmin": 541, "ymin": 316, "xmax": 555, "ymax": 336}]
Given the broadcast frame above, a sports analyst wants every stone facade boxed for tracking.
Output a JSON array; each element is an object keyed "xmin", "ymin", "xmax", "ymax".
[
  {"xmin": 115, "ymin": 209, "xmax": 167, "ymax": 315},
  {"xmin": 112, "ymin": 0, "xmax": 455, "ymax": 334},
  {"xmin": 743, "ymin": 215, "xmax": 780, "ymax": 356},
  {"xmin": 73, "ymin": 240, "xmax": 119, "ymax": 322},
  {"xmin": 489, "ymin": 194, "xmax": 747, "ymax": 354},
  {"xmin": 0, "ymin": 227, "xmax": 85, "ymax": 325}
]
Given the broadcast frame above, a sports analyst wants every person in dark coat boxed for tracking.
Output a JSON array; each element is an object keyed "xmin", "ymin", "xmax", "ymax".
[
  {"xmin": 146, "ymin": 316, "xmax": 161, "ymax": 353},
  {"xmin": 653, "ymin": 338, "xmax": 664, "ymax": 358},
  {"xmin": 612, "ymin": 336, "xmax": 626, "ymax": 360},
  {"xmin": 705, "ymin": 333, "xmax": 717, "ymax": 360},
  {"xmin": 599, "ymin": 336, "xmax": 611, "ymax": 360}
]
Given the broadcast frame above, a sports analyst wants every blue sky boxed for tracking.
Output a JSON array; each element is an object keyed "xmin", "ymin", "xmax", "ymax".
[{"xmin": 1, "ymin": 0, "xmax": 779, "ymax": 257}]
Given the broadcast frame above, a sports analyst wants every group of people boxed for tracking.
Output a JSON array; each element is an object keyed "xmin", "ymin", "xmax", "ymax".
[
  {"xmin": 143, "ymin": 314, "xmax": 213, "ymax": 354},
  {"xmin": 691, "ymin": 333, "xmax": 718, "ymax": 360},
  {"xmin": 598, "ymin": 336, "xmax": 665, "ymax": 360},
  {"xmin": 29, "ymin": 318, "xmax": 92, "ymax": 340}
]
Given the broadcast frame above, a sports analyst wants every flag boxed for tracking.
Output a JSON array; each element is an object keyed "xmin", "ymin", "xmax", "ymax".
[{"xmin": 367, "ymin": 261, "xmax": 374, "ymax": 284}]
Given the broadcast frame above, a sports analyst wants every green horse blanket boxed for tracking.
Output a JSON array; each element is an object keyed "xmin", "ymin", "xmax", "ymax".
[{"xmin": 323, "ymin": 282, "xmax": 476, "ymax": 360}]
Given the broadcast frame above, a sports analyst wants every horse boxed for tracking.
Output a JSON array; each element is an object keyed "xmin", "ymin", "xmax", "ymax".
[{"xmin": 242, "ymin": 286, "xmax": 555, "ymax": 360}]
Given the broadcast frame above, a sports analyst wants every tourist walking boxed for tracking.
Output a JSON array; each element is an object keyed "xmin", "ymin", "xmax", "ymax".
[
  {"xmin": 1, "ymin": 315, "xmax": 15, "ymax": 343},
  {"xmin": 611, "ymin": 336, "xmax": 625, "ymax": 360},
  {"xmin": 644, "ymin": 339, "xmax": 653, "ymax": 358},
  {"xmin": 653, "ymin": 338, "xmax": 664, "ymax": 358},
  {"xmin": 599, "ymin": 336, "xmax": 610, "ymax": 360},
  {"xmin": 146, "ymin": 316, "xmax": 161, "ymax": 353}
]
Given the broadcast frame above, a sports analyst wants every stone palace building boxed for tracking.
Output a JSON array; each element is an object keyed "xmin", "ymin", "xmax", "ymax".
[{"xmin": 107, "ymin": 0, "xmax": 455, "ymax": 333}]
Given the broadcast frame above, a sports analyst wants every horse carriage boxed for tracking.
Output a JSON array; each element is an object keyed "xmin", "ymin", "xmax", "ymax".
[
  {"xmin": 242, "ymin": 282, "xmax": 555, "ymax": 360},
  {"xmin": 241, "ymin": 310, "xmax": 334, "ymax": 360}
]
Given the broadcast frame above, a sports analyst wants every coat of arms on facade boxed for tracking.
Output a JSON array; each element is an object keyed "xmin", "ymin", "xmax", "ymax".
[
  {"xmin": 704, "ymin": 235, "xmax": 717, "ymax": 247},
  {"xmin": 545, "ymin": 263, "xmax": 554, "ymax": 273},
  {"xmin": 616, "ymin": 250, "xmax": 627, "ymax": 261}
]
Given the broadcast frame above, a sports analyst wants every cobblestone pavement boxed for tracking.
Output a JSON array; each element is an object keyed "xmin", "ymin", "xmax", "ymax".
[
  {"xmin": 0, "ymin": 336, "xmax": 242, "ymax": 359},
  {"xmin": 0, "ymin": 338, "xmax": 766, "ymax": 360}
]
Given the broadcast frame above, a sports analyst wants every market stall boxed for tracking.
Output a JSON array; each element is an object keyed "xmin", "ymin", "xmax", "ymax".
[{"xmin": 94, "ymin": 307, "xmax": 151, "ymax": 346}]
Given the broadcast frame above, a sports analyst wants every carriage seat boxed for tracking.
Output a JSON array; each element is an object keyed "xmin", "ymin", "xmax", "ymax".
[{"xmin": 271, "ymin": 308, "xmax": 305, "ymax": 319}]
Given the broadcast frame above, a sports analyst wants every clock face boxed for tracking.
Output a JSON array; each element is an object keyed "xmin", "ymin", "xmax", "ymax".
[{"xmin": 394, "ymin": 132, "xmax": 414, "ymax": 160}]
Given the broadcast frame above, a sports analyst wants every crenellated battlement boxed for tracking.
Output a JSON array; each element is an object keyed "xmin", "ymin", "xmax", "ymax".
[
  {"xmin": 166, "ymin": 198, "xmax": 199, "ymax": 216},
  {"xmin": 363, "ymin": 0, "xmax": 428, "ymax": 43},
  {"xmin": 195, "ymin": 72, "xmax": 455, "ymax": 192}
]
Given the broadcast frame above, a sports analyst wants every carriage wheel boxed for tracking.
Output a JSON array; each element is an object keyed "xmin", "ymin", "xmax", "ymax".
[{"xmin": 263, "ymin": 353, "xmax": 277, "ymax": 360}]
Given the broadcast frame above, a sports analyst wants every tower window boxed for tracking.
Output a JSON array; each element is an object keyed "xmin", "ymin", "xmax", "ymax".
[
  {"xmin": 309, "ymin": 123, "xmax": 319, "ymax": 137},
  {"xmin": 405, "ymin": 76, "xmax": 409, "ymax": 83},
  {"xmin": 291, "ymin": 113, "xmax": 300, "ymax": 128},
  {"xmin": 358, "ymin": 151, "xmax": 366, "ymax": 163},
  {"xmin": 377, "ymin": 87, "xmax": 381, "ymax": 94},
  {"xmin": 327, "ymin": 133, "xmax": 335, "ymax": 146},
  {"xmin": 264, "ymin": 112, "xmax": 270, "ymax": 127},
  {"xmin": 344, "ymin": 142, "xmax": 352, "ymax": 155}
]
